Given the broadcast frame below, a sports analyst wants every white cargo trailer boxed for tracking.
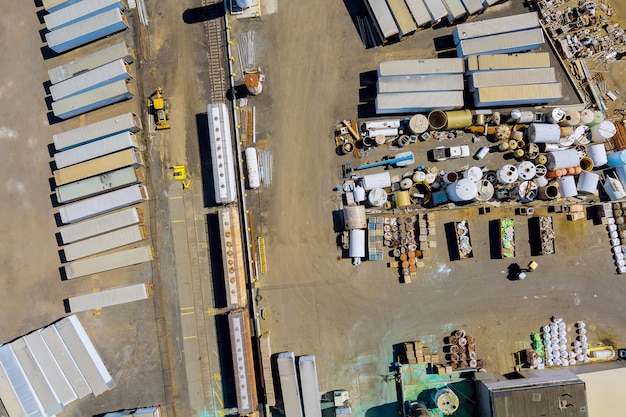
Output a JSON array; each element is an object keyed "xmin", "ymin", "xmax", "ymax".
[
  {"xmin": 442, "ymin": 0, "xmax": 467, "ymax": 23},
  {"xmin": 56, "ymin": 166, "xmax": 144, "ymax": 203},
  {"xmin": 0, "ymin": 345, "xmax": 47, "ymax": 417},
  {"xmin": 43, "ymin": 0, "xmax": 82, "ymax": 13},
  {"xmin": 423, "ymin": 0, "xmax": 448, "ymax": 22},
  {"xmin": 377, "ymin": 74, "xmax": 464, "ymax": 93},
  {"xmin": 465, "ymin": 52, "xmax": 551, "ymax": 73},
  {"xmin": 53, "ymin": 112, "xmax": 141, "ymax": 151},
  {"xmin": 460, "ymin": 0, "xmax": 484, "ymax": 15},
  {"xmin": 378, "ymin": 58, "xmax": 464, "ymax": 77},
  {"xmin": 50, "ymin": 59, "xmax": 133, "ymax": 100},
  {"xmin": 59, "ymin": 184, "xmax": 148, "ymax": 224},
  {"xmin": 54, "ymin": 315, "xmax": 115, "ymax": 396},
  {"xmin": 405, "ymin": 0, "xmax": 433, "ymax": 26},
  {"xmin": 0, "ymin": 360, "xmax": 29, "ymax": 417},
  {"xmin": 299, "ymin": 356, "xmax": 322, "ymax": 417},
  {"xmin": 62, "ymin": 224, "xmax": 147, "ymax": 261},
  {"xmin": 452, "ymin": 12, "xmax": 540, "ymax": 43},
  {"xmin": 44, "ymin": 0, "xmax": 125, "ymax": 30},
  {"xmin": 376, "ymin": 91, "xmax": 464, "ymax": 113},
  {"xmin": 208, "ymin": 103, "xmax": 237, "ymax": 204},
  {"xmin": 52, "ymin": 79, "xmax": 134, "ymax": 120},
  {"xmin": 60, "ymin": 207, "xmax": 143, "ymax": 244},
  {"xmin": 386, "ymin": 0, "xmax": 417, "ymax": 38},
  {"xmin": 49, "ymin": 41, "xmax": 133, "ymax": 84},
  {"xmin": 276, "ymin": 352, "xmax": 303, "ymax": 417},
  {"xmin": 363, "ymin": 0, "xmax": 399, "ymax": 44},
  {"xmin": 469, "ymin": 67, "xmax": 557, "ymax": 91},
  {"xmin": 54, "ymin": 148, "xmax": 142, "ymax": 186},
  {"xmin": 64, "ymin": 245, "xmax": 154, "ymax": 279},
  {"xmin": 456, "ymin": 28, "xmax": 545, "ymax": 57},
  {"xmin": 66, "ymin": 282, "xmax": 154, "ymax": 313},
  {"xmin": 54, "ymin": 131, "xmax": 138, "ymax": 169},
  {"xmin": 474, "ymin": 83, "xmax": 562, "ymax": 107}
]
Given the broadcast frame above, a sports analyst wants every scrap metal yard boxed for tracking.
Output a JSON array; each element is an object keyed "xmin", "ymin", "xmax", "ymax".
[{"xmin": 3, "ymin": 0, "xmax": 626, "ymax": 417}]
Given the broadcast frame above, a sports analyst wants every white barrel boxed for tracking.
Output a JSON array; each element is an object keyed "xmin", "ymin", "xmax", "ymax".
[
  {"xmin": 545, "ymin": 108, "xmax": 565, "ymax": 124},
  {"xmin": 349, "ymin": 229, "xmax": 366, "ymax": 259},
  {"xmin": 581, "ymin": 109, "xmax": 595, "ymax": 125},
  {"xmin": 588, "ymin": 143, "xmax": 608, "ymax": 167},
  {"xmin": 413, "ymin": 171, "xmax": 426, "ymax": 183},
  {"xmin": 517, "ymin": 161, "xmax": 536, "ymax": 180},
  {"xmin": 408, "ymin": 114, "xmax": 429, "ymax": 134},
  {"xmin": 577, "ymin": 171, "xmax": 599, "ymax": 194},
  {"xmin": 475, "ymin": 146, "xmax": 489, "ymax": 160},
  {"xmin": 547, "ymin": 149, "xmax": 580, "ymax": 170},
  {"xmin": 400, "ymin": 178, "xmax": 413, "ymax": 190},
  {"xmin": 497, "ymin": 164, "xmax": 518, "ymax": 184},
  {"xmin": 528, "ymin": 123, "xmax": 561, "ymax": 143},
  {"xmin": 354, "ymin": 185, "xmax": 366, "ymax": 202},
  {"xmin": 558, "ymin": 175, "xmax": 577, "ymax": 198},
  {"xmin": 245, "ymin": 147, "xmax": 260, "ymax": 189},
  {"xmin": 368, "ymin": 188, "xmax": 388, "ymax": 206},
  {"xmin": 511, "ymin": 109, "xmax": 534, "ymax": 123},
  {"xmin": 464, "ymin": 166, "xmax": 483, "ymax": 182},
  {"xmin": 362, "ymin": 172, "xmax": 391, "ymax": 191},
  {"xmin": 591, "ymin": 120, "xmax": 616, "ymax": 142},
  {"xmin": 446, "ymin": 178, "xmax": 477, "ymax": 202},
  {"xmin": 534, "ymin": 176, "xmax": 548, "ymax": 187},
  {"xmin": 559, "ymin": 109, "xmax": 580, "ymax": 127},
  {"xmin": 424, "ymin": 172, "xmax": 437, "ymax": 184}
]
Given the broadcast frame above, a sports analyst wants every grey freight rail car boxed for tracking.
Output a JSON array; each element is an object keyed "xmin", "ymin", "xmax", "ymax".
[
  {"xmin": 50, "ymin": 59, "xmax": 133, "ymax": 101},
  {"xmin": 56, "ymin": 166, "xmax": 145, "ymax": 203},
  {"xmin": 45, "ymin": 9, "xmax": 129, "ymax": 54},
  {"xmin": 59, "ymin": 184, "xmax": 148, "ymax": 224},
  {"xmin": 64, "ymin": 245, "xmax": 154, "ymax": 279},
  {"xmin": 66, "ymin": 282, "xmax": 153, "ymax": 313},
  {"xmin": 44, "ymin": 0, "xmax": 125, "ymax": 30},
  {"xmin": 51, "ymin": 79, "xmax": 134, "ymax": 120},
  {"xmin": 54, "ymin": 131, "xmax": 138, "ymax": 168},
  {"xmin": 53, "ymin": 112, "xmax": 141, "ymax": 151},
  {"xmin": 60, "ymin": 207, "xmax": 143, "ymax": 244},
  {"xmin": 228, "ymin": 311, "xmax": 258, "ymax": 415},
  {"xmin": 208, "ymin": 103, "xmax": 237, "ymax": 204},
  {"xmin": 277, "ymin": 352, "xmax": 303, "ymax": 417},
  {"xmin": 62, "ymin": 224, "xmax": 147, "ymax": 261}
]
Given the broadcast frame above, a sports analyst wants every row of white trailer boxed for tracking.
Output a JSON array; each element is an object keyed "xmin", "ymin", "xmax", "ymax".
[
  {"xmin": 0, "ymin": 316, "xmax": 114, "ymax": 417},
  {"xmin": 276, "ymin": 353, "xmax": 322, "ymax": 417}
]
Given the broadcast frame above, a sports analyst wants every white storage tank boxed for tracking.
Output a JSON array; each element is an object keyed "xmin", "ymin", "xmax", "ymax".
[
  {"xmin": 547, "ymin": 149, "xmax": 579, "ymax": 170},
  {"xmin": 368, "ymin": 188, "xmax": 388, "ymax": 207},
  {"xmin": 464, "ymin": 166, "xmax": 483, "ymax": 182},
  {"xmin": 245, "ymin": 147, "xmax": 260, "ymax": 189},
  {"xmin": 588, "ymin": 143, "xmax": 608, "ymax": 167},
  {"xmin": 497, "ymin": 164, "xmax": 518, "ymax": 184},
  {"xmin": 591, "ymin": 120, "xmax": 616, "ymax": 142},
  {"xmin": 354, "ymin": 185, "xmax": 366, "ymax": 203},
  {"xmin": 363, "ymin": 172, "xmax": 391, "ymax": 191},
  {"xmin": 517, "ymin": 161, "xmax": 536, "ymax": 180},
  {"xmin": 528, "ymin": 123, "xmax": 561, "ymax": 144},
  {"xmin": 558, "ymin": 175, "xmax": 577, "ymax": 198},
  {"xmin": 349, "ymin": 229, "xmax": 366, "ymax": 260},
  {"xmin": 343, "ymin": 206, "xmax": 367, "ymax": 230},
  {"xmin": 577, "ymin": 171, "xmax": 600, "ymax": 194},
  {"xmin": 446, "ymin": 178, "xmax": 477, "ymax": 202}
]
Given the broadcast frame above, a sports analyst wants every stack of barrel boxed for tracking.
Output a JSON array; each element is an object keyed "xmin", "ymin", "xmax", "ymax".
[{"xmin": 444, "ymin": 329, "xmax": 484, "ymax": 370}]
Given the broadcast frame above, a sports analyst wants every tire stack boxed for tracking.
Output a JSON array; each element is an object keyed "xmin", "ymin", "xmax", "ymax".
[{"xmin": 444, "ymin": 329, "xmax": 484, "ymax": 371}]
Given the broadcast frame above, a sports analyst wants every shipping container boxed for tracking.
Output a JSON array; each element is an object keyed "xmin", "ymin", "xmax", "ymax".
[
  {"xmin": 0, "ymin": 359, "xmax": 28, "ymax": 417},
  {"xmin": 39, "ymin": 326, "xmax": 92, "ymax": 399},
  {"xmin": 9, "ymin": 338, "xmax": 63, "ymax": 417},
  {"xmin": 363, "ymin": 0, "xmax": 399, "ymax": 44},
  {"xmin": 43, "ymin": 0, "xmax": 82, "ymax": 13},
  {"xmin": 386, "ymin": 0, "xmax": 417, "ymax": 38},
  {"xmin": 423, "ymin": 0, "xmax": 448, "ymax": 22},
  {"xmin": 46, "ymin": 9, "xmax": 129, "ymax": 54},
  {"xmin": 55, "ymin": 131, "xmax": 137, "ymax": 169},
  {"xmin": 376, "ymin": 91, "xmax": 464, "ymax": 114},
  {"xmin": 56, "ymin": 166, "xmax": 144, "ymax": 203},
  {"xmin": 66, "ymin": 282, "xmax": 154, "ymax": 313},
  {"xmin": 459, "ymin": 0, "xmax": 484, "ymax": 15},
  {"xmin": 45, "ymin": 0, "xmax": 125, "ymax": 30},
  {"xmin": 60, "ymin": 207, "xmax": 143, "ymax": 244},
  {"xmin": 62, "ymin": 224, "xmax": 147, "ymax": 261},
  {"xmin": 473, "ymin": 82, "xmax": 562, "ymax": 107},
  {"xmin": 456, "ymin": 27, "xmax": 545, "ymax": 57},
  {"xmin": 64, "ymin": 245, "xmax": 154, "ymax": 279},
  {"xmin": 469, "ymin": 67, "xmax": 556, "ymax": 91},
  {"xmin": 53, "ymin": 112, "xmax": 141, "ymax": 151},
  {"xmin": 377, "ymin": 74, "xmax": 464, "ymax": 93},
  {"xmin": 22, "ymin": 332, "xmax": 78, "ymax": 407},
  {"xmin": 441, "ymin": 0, "xmax": 467, "ymax": 23},
  {"xmin": 0, "ymin": 345, "xmax": 46, "ymax": 417},
  {"xmin": 208, "ymin": 103, "xmax": 237, "ymax": 204},
  {"xmin": 228, "ymin": 311, "xmax": 258, "ymax": 415},
  {"xmin": 453, "ymin": 12, "xmax": 539, "ymax": 43},
  {"xmin": 276, "ymin": 352, "xmax": 303, "ymax": 417},
  {"xmin": 54, "ymin": 148, "xmax": 142, "ymax": 186},
  {"xmin": 299, "ymin": 356, "xmax": 322, "ymax": 417},
  {"xmin": 59, "ymin": 184, "xmax": 148, "ymax": 224},
  {"xmin": 405, "ymin": 0, "xmax": 433, "ymax": 26},
  {"xmin": 54, "ymin": 315, "xmax": 116, "ymax": 395},
  {"xmin": 378, "ymin": 58, "xmax": 464, "ymax": 77},
  {"xmin": 52, "ymin": 79, "xmax": 134, "ymax": 120},
  {"xmin": 465, "ymin": 52, "xmax": 551, "ymax": 72},
  {"xmin": 50, "ymin": 59, "xmax": 133, "ymax": 100}
]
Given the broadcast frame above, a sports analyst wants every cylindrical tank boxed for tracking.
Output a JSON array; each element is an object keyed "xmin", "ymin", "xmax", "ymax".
[
  {"xmin": 560, "ymin": 126, "xmax": 574, "ymax": 137},
  {"xmin": 498, "ymin": 141, "xmax": 510, "ymax": 151},
  {"xmin": 343, "ymin": 205, "xmax": 367, "ymax": 230},
  {"xmin": 577, "ymin": 171, "xmax": 600, "ymax": 194},
  {"xmin": 413, "ymin": 171, "xmax": 426, "ymax": 183},
  {"xmin": 547, "ymin": 149, "xmax": 580, "ymax": 170},
  {"xmin": 446, "ymin": 178, "xmax": 477, "ymax": 202},
  {"xmin": 433, "ymin": 388, "xmax": 459, "ymax": 416},
  {"xmin": 528, "ymin": 123, "xmax": 561, "ymax": 143},
  {"xmin": 607, "ymin": 150, "xmax": 626, "ymax": 167},
  {"xmin": 580, "ymin": 109, "xmax": 595, "ymax": 125},
  {"xmin": 368, "ymin": 188, "xmax": 388, "ymax": 206},
  {"xmin": 244, "ymin": 72, "xmax": 263, "ymax": 95},
  {"xmin": 579, "ymin": 157, "xmax": 593, "ymax": 171},
  {"xmin": 534, "ymin": 175, "xmax": 549, "ymax": 187},
  {"xmin": 349, "ymin": 229, "xmax": 366, "ymax": 259},
  {"xmin": 395, "ymin": 190, "xmax": 412, "ymax": 207},
  {"xmin": 559, "ymin": 109, "xmax": 581, "ymax": 127},
  {"xmin": 511, "ymin": 109, "xmax": 534, "ymax": 124},
  {"xmin": 424, "ymin": 172, "xmax": 437, "ymax": 184},
  {"xmin": 464, "ymin": 166, "xmax": 483, "ymax": 182},
  {"xmin": 362, "ymin": 172, "xmax": 391, "ymax": 190},
  {"xmin": 558, "ymin": 175, "xmax": 577, "ymax": 198},
  {"xmin": 545, "ymin": 108, "xmax": 566, "ymax": 124},
  {"xmin": 443, "ymin": 171, "xmax": 459, "ymax": 184},
  {"xmin": 593, "ymin": 110, "xmax": 605, "ymax": 125},
  {"xmin": 497, "ymin": 164, "xmax": 518, "ymax": 184},
  {"xmin": 496, "ymin": 124, "xmax": 512, "ymax": 141},
  {"xmin": 538, "ymin": 183, "xmax": 560, "ymax": 200},
  {"xmin": 587, "ymin": 143, "xmax": 607, "ymax": 167},
  {"xmin": 428, "ymin": 110, "xmax": 448, "ymax": 130},
  {"xmin": 354, "ymin": 185, "xmax": 366, "ymax": 203},
  {"xmin": 375, "ymin": 135, "xmax": 387, "ymax": 146},
  {"xmin": 476, "ymin": 180, "xmax": 494, "ymax": 201},
  {"xmin": 408, "ymin": 114, "xmax": 429, "ymax": 134},
  {"xmin": 517, "ymin": 161, "xmax": 537, "ymax": 180},
  {"xmin": 445, "ymin": 109, "xmax": 473, "ymax": 129},
  {"xmin": 244, "ymin": 147, "xmax": 261, "ymax": 189},
  {"xmin": 475, "ymin": 146, "xmax": 490, "ymax": 160},
  {"xmin": 339, "ymin": 141, "xmax": 354, "ymax": 155},
  {"xmin": 591, "ymin": 120, "xmax": 616, "ymax": 142},
  {"xmin": 400, "ymin": 178, "xmax": 413, "ymax": 190}
]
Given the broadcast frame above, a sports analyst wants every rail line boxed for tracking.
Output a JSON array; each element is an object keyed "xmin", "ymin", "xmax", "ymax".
[{"xmin": 203, "ymin": 0, "xmax": 228, "ymax": 102}]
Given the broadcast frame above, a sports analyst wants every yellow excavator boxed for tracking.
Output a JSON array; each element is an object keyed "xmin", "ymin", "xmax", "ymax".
[{"xmin": 148, "ymin": 87, "xmax": 170, "ymax": 130}]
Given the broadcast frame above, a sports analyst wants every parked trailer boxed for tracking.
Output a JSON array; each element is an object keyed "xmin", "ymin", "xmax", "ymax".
[
  {"xmin": 60, "ymin": 207, "xmax": 143, "ymax": 244},
  {"xmin": 465, "ymin": 52, "xmax": 551, "ymax": 72},
  {"xmin": 59, "ymin": 184, "xmax": 148, "ymax": 224},
  {"xmin": 376, "ymin": 91, "xmax": 464, "ymax": 114},
  {"xmin": 452, "ymin": 12, "xmax": 539, "ymax": 43},
  {"xmin": 54, "ymin": 315, "xmax": 116, "ymax": 395},
  {"xmin": 50, "ymin": 59, "xmax": 133, "ymax": 101},
  {"xmin": 442, "ymin": 0, "xmax": 467, "ymax": 23},
  {"xmin": 460, "ymin": 0, "xmax": 484, "ymax": 15},
  {"xmin": 473, "ymin": 82, "xmax": 562, "ymax": 107},
  {"xmin": 65, "ymin": 282, "xmax": 154, "ymax": 313},
  {"xmin": 378, "ymin": 58, "xmax": 464, "ymax": 77},
  {"xmin": 9, "ymin": 338, "xmax": 63, "ymax": 417},
  {"xmin": 52, "ymin": 79, "xmax": 134, "ymax": 120},
  {"xmin": 64, "ymin": 245, "xmax": 154, "ymax": 279},
  {"xmin": 276, "ymin": 352, "xmax": 303, "ymax": 417},
  {"xmin": 0, "ymin": 344, "xmax": 47, "ymax": 417},
  {"xmin": 62, "ymin": 224, "xmax": 147, "ymax": 261},
  {"xmin": 43, "ymin": 0, "xmax": 82, "ymax": 13},
  {"xmin": 56, "ymin": 166, "xmax": 144, "ymax": 204},
  {"xmin": 0, "ymin": 360, "xmax": 29, "ymax": 417},
  {"xmin": 55, "ymin": 131, "xmax": 137, "ymax": 169},
  {"xmin": 469, "ymin": 67, "xmax": 557, "ymax": 91},
  {"xmin": 377, "ymin": 74, "xmax": 464, "ymax": 93},
  {"xmin": 53, "ymin": 112, "xmax": 141, "ymax": 151},
  {"xmin": 208, "ymin": 103, "xmax": 237, "ymax": 204},
  {"xmin": 299, "ymin": 356, "xmax": 322, "ymax": 417},
  {"xmin": 423, "ymin": 0, "xmax": 449, "ymax": 22},
  {"xmin": 54, "ymin": 148, "xmax": 142, "ymax": 186},
  {"xmin": 386, "ymin": 0, "xmax": 417, "ymax": 38},
  {"xmin": 45, "ymin": 0, "xmax": 125, "ymax": 30},
  {"xmin": 363, "ymin": 0, "xmax": 399, "ymax": 44},
  {"xmin": 46, "ymin": 9, "xmax": 129, "ymax": 54},
  {"xmin": 228, "ymin": 311, "xmax": 258, "ymax": 415},
  {"xmin": 456, "ymin": 28, "xmax": 545, "ymax": 57},
  {"xmin": 405, "ymin": 0, "xmax": 432, "ymax": 26}
]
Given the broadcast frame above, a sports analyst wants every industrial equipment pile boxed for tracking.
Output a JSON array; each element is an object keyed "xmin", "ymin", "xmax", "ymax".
[
  {"xmin": 444, "ymin": 329, "xmax": 485, "ymax": 371},
  {"xmin": 598, "ymin": 202, "xmax": 626, "ymax": 273}
]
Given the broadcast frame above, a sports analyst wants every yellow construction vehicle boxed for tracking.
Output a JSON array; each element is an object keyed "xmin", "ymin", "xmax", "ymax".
[{"xmin": 148, "ymin": 87, "xmax": 170, "ymax": 130}]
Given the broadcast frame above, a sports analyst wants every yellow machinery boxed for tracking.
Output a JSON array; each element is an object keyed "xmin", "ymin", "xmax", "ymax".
[
  {"xmin": 148, "ymin": 87, "xmax": 170, "ymax": 130},
  {"xmin": 172, "ymin": 165, "xmax": 190, "ymax": 189}
]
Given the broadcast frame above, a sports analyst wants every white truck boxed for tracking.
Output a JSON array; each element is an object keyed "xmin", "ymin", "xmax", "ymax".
[{"xmin": 432, "ymin": 145, "xmax": 470, "ymax": 161}]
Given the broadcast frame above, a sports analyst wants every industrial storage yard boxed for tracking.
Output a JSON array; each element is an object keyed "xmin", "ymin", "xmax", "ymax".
[{"xmin": 3, "ymin": 0, "xmax": 626, "ymax": 417}]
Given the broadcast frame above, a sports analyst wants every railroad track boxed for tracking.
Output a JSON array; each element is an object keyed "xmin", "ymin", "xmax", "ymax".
[{"xmin": 203, "ymin": 0, "xmax": 228, "ymax": 102}]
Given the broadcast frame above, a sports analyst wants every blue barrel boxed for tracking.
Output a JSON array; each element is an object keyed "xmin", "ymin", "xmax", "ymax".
[{"xmin": 607, "ymin": 150, "xmax": 626, "ymax": 167}]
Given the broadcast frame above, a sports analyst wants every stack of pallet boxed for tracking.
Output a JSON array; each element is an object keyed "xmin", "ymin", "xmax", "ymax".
[
  {"xmin": 259, "ymin": 333, "xmax": 276, "ymax": 406},
  {"xmin": 403, "ymin": 341, "xmax": 441, "ymax": 367}
]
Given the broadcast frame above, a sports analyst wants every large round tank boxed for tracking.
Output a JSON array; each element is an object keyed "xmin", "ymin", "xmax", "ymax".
[
  {"xmin": 558, "ymin": 175, "xmax": 578, "ymax": 198},
  {"xmin": 517, "ymin": 161, "xmax": 537, "ymax": 181},
  {"xmin": 445, "ymin": 109, "xmax": 473, "ymax": 129},
  {"xmin": 395, "ymin": 190, "xmax": 412, "ymax": 207},
  {"xmin": 362, "ymin": 172, "xmax": 391, "ymax": 191},
  {"xmin": 577, "ymin": 171, "xmax": 600, "ymax": 194},
  {"xmin": 343, "ymin": 205, "xmax": 367, "ymax": 230},
  {"xmin": 545, "ymin": 108, "xmax": 566, "ymax": 124},
  {"xmin": 424, "ymin": 172, "xmax": 437, "ymax": 184},
  {"xmin": 560, "ymin": 109, "xmax": 581, "ymax": 127},
  {"xmin": 428, "ymin": 110, "xmax": 448, "ymax": 130},
  {"xmin": 245, "ymin": 147, "xmax": 260, "ymax": 189},
  {"xmin": 413, "ymin": 171, "xmax": 426, "ymax": 183},
  {"xmin": 446, "ymin": 179, "xmax": 477, "ymax": 202},
  {"xmin": 528, "ymin": 123, "xmax": 561, "ymax": 143},
  {"xmin": 591, "ymin": 120, "xmax": 616, "ymax": 142},
  {"xmin": 244, "ymin": 72, "xmax": 263, "ymax": 95},
  {"xmin": 368, "ymin": 188, "xmax": 388, "ymax": 206},
  {"xmin": 400, "ymin": 178, "xmax": 413, "ymax": 190},
  {"xmin": 497, "ymin": 164, "xmax": 519, "ymax": 184},
  {"xmin": 588, "ymin": 144, "xmax": 608, "ymax": 167},
  {"xmin": 408, "ymin": 114, "xmax": 429, "ymax": 134},
  {"xmin": 511, "ymin": 109, "xmax": 534, "ymax": 123},
  {"xmin": 538, "ymin": 183, "xmax": 560, "ymax": 200},
  {"xmin": 580, "ymin": 109, "xmax": 595, "ymax": 125},
  {"xmin": 433, "ymin": 388, "xmax": 459, "ymax": 416},
  {"xmin": 476, "ymin": 180, "xmax": 494, "ymax": 201},
  {"xmin": 608, "ymin": 149, "xmax": 626, "ymax": 167},
  {"xmin": 547, "ymin": 149, "xmax": 580, "ymax": 170},
  {"xmin": 349, "ymin": 229, "xmax": 366, "ymax": 259},
  {"xmin": 464, "ymin": 166, "xmax": 483, "ymax": 182},
  {"xmin": 593, "ymin": 110, "xmax": 605, "ymax": 125}
]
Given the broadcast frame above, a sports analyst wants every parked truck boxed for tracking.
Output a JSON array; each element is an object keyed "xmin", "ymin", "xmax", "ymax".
[
  {"xmin": 64, "ymin": 245, "xmax": 154, "ymax": 279},
  {"xmin": 65, "ymin": 282, "xmax": 154, "ymax": 313},
  {"xmin": 56, "ymin": 166, "xmax": 144, "ymax": 204},
  {"xmin": 51, "ymin": 79, "xmax": 134, "ymax": 120},
  {"xmin": 62, "ymin": 224, "xmax": 147, "ymax": 261},
  {"xmin": 50, "ymin": 59, "xmax": 133, "ymax": 101},
  {"xmin": 58, "ymin": 184, "xmax": 148, "ymax": 224},
  {"xmin": 44, "ymin": 0, "xmax": 125, "ymax": 30},
  {"xmin": 53, "ymin": 148, "xmax": 142, "ymax": 186},
  {"xmin": 54, "ymin": 131, "xmax": 137, "ymax": 169},
  {"xmin": 53, "ymin": 112, "xmax": 141, "ymax": 151},
  {"xmin": 60, "ymin": 207, "xmax": 143, "ymax": 244}
]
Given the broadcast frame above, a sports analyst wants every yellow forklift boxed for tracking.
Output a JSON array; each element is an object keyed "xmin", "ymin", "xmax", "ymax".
[{"xmin": 148, "ymin": 87, "xmax": 170, "ymax": 130}]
